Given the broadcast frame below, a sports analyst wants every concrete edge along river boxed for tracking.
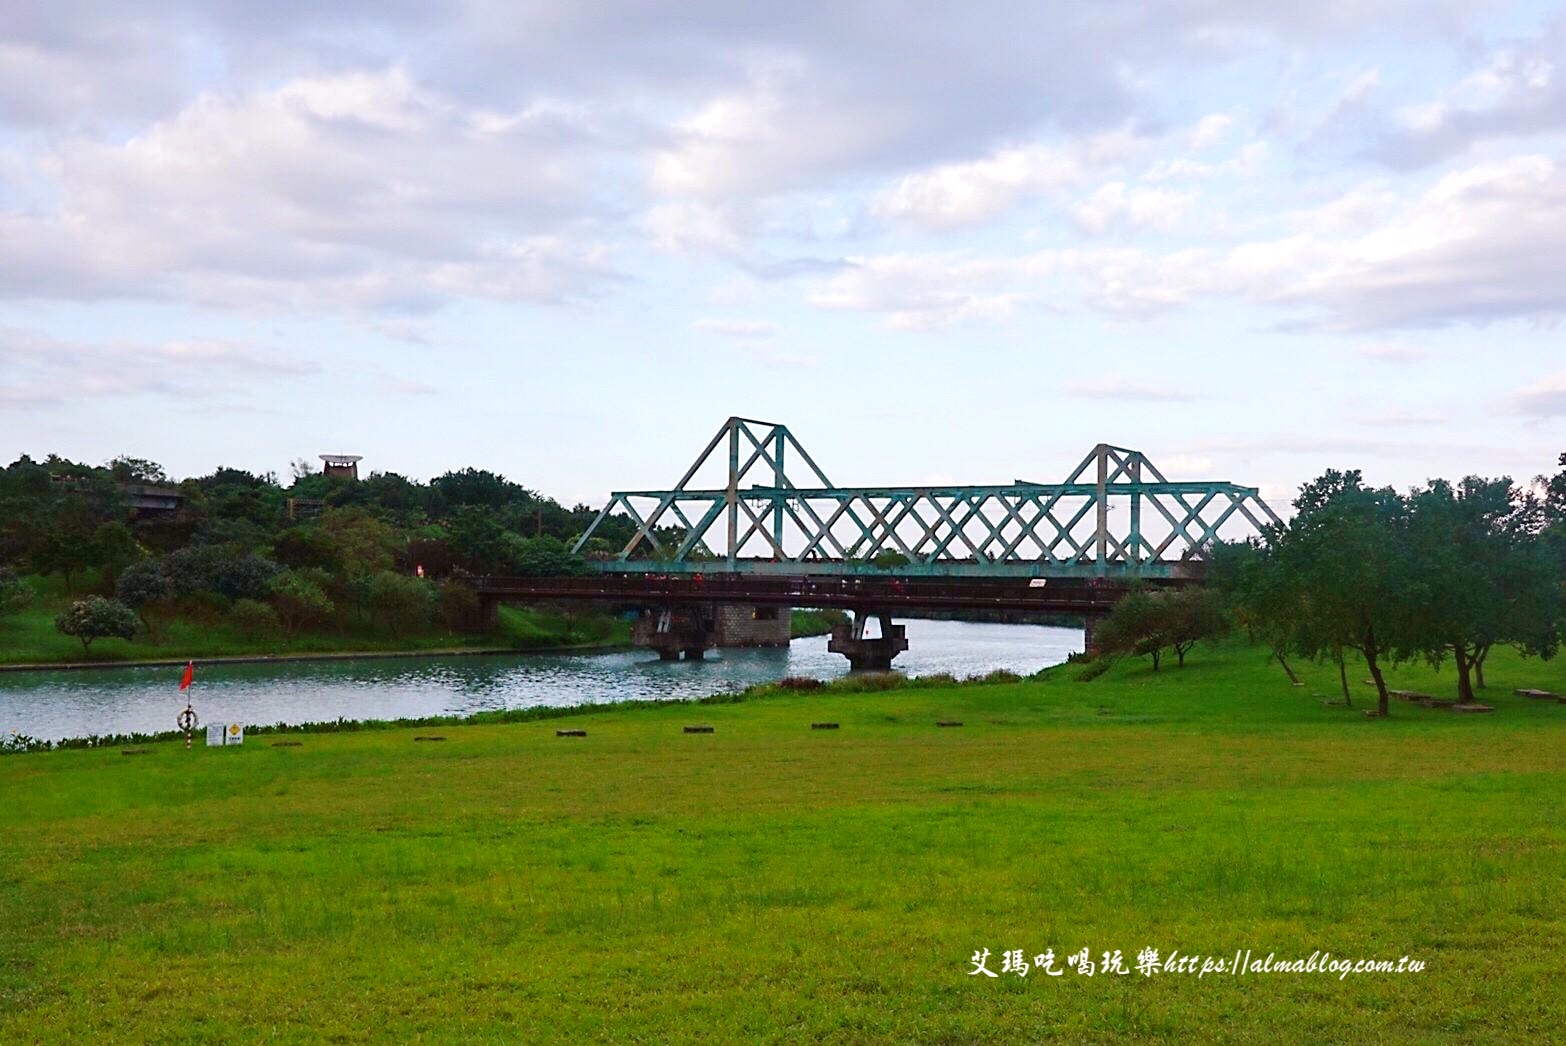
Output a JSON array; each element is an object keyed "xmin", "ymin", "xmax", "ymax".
[{"xmin": 1, "ymin": 619, "xmax": 1083, "ymax": 742}]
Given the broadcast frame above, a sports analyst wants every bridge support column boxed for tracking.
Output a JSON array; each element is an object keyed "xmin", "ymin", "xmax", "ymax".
[
  {"xmin": 828, "ymin": 610, "xmax": 909, "ymax": 671},
  {"xmin": 475, "ymin": 595, "xmax": 500, "ymax": 633},
  {"xmin": 632, "ymin": 607, "xmax": 717, "ymax": 661},
  {"xmin": 713, "ymin": 604, "xmax": 791, "ymax": 648},
  {"xmin": 1081, "ymin": 612, "xmax": 1108, "ymax": 659}
]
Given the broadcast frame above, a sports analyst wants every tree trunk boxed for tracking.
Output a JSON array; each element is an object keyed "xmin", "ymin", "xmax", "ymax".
[
  {"xmin": 1273, "ymin": 648, "xmax": 1301, "ymax": 685},
  {"xmin": 1150, "ymin": 649, "xmax": 1161, "ymax": 671},
  {"xmin": 1474, "ymin": 645, "xmax": 1490, "ymax": 690},
  {"xmin": 1335, "ymin": 645, "xmax": 1353, "ymax": 708},
  {"xmin": 1363, "ymin": 629, "xmax": 1389, "ymax": 716},
  {"xmin": 1452, "ymin": 643, "xmax": 1475, "ymax": 704}
]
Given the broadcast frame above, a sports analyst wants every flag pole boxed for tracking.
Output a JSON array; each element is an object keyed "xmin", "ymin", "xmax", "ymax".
[{"xmin": 177, "ymin": 660, "xmax": 197, "ymax": 750}]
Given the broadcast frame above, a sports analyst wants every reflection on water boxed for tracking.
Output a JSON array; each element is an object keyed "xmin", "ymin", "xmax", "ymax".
[{"xmin": 0, "ymin": 619, "xmax": 1081, "ymax": 741}]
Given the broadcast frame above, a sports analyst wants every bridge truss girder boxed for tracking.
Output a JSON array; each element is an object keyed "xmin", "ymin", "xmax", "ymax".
[{"xmin": 571, "ymin": 417, "xmax": 1281, "ymax": 579}]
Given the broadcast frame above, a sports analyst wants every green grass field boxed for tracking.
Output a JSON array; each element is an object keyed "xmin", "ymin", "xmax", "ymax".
[{"xmin": 2, "ymin": 642, "xmax": 1563, "ymax": 1041}]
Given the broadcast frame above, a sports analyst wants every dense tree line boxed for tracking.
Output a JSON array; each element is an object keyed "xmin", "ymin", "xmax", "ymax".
[
  {"xmin": 1208, "ymin": 459, "xmax": 1566, "ymax": 716},
  {"xmin": 0, "ymin": 452, "xmax": 654, "ymax": 647}
]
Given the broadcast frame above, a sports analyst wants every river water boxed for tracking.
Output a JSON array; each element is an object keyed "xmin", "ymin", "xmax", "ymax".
[{"xmin": 0, "ymin": 619, "xmax": 1081, "ymax": 742}]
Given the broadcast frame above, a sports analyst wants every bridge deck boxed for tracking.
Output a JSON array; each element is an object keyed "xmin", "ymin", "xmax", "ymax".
[{"xmin": 469, "ymin": 574, "xmax": 1166, "ymax": 614}]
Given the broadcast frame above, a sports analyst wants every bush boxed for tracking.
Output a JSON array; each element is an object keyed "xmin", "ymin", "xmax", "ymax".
[
  {"xmin": 438, "ymin": 581, "xmax": 482, "ymax": 632},
  {"xmin": 367, "ymin": 571, "xmax": 435, "ymax": 639},
  {"xmin": 163, "ymin": 546, "xmax": 280, "ymax": 601},
  {"xmin": 268, "ymin": 570, "xmax": 334, "ymax": 636},
  {"xmin": 1074, "ymin": 658, "xmax": 1116, "ymax": 682},
  {"xmin": 826, "ymin": 672, "xmax": 907, "ymax": 693},
  {"xmin": 970, "ymin": 668, "xmax": 1022, "ymax": 685},
  {"xmin": 115, "ymin": 559, "xmax": 174, "ymax": 638},
  {"xmin": 777, "ymin": 676, "xmax": 825, "ymax": 691},
  {"xmin": 227, "ymin": 598, "xmax": 281, "ymax": 638},
  {"xmin": 176, "ymin": 591, "xmax": 232, "ymax": 625},
  {"xmin": 54, "ymin": 596, "xmax": 139, "ymax": 653}
]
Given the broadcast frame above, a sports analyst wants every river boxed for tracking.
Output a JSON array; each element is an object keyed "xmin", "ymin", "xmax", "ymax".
[{"xmin": 0, "ymin": 619, "xmax": 1081, "ymax": 742}]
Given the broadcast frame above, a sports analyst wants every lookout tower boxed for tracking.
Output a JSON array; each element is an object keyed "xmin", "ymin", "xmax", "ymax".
[{"xmin": 320, "ymin": 454, "xmax": 362, "ymax": 481}]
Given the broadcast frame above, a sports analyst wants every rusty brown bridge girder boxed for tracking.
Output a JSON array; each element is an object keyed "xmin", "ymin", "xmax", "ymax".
[{"xmin": 466, "ymin": 573, "xmax": 1180, "ymax": 615}]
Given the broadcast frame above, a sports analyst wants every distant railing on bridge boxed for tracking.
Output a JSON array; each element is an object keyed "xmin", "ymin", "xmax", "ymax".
[{"xmin": 572, "ymin": 417, "xmax": 1280, "ymax": 579}]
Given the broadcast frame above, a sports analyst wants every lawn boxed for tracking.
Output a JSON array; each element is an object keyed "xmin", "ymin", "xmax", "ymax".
[{"xmin": 1, "ymin": 641, "xmax": 1562, "ymax": 1041}]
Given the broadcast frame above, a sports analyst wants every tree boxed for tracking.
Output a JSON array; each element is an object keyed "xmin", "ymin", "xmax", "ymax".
[
  {"xmin": 1403, "ymin": 476, "xmax": 1561, "ymax": 702},
  {"xmin": 162, "ymin": 546, "xmax": 278, "ymax": 601},
  {"xmin": 1208, "ymin": 539, "xmax": 1306, "ymax": 686},
  {"xmin": 267, "ymin": 570, "xmax": 334, "ymax": 637},
  {"xmin": 108, "ymin": 456, "xmax": 168, "ymax": 485},
  {"xmin": 447, "ymin": 507, "xmax": 510, "ymax": 572},
  {"xmin": 1095, "ymin": 587, "xmax": 1229, "ymax": 671},
  {"xmin": 272, "ymin": 526, "xmax": 343, "ymax": 573},
  {"xmin": 54, "ymin": 597, "xmax": 139, "ymax": 654},
  {"xmin": 511, "ymin": 535, "xmax": 584, "ymax": 576},
  {"xmin": 32, "ymin": 523, "xmax": 97, "ymax": 593},
  {"xmin": 115, "ymin": 559, "xmax": 174, "ymax": 639},
  {"xmin": 1095, "ymin": 590, "xmax": 1170, "ymax": 670},
  {"xmin": 0, "ymin": 566, "xmax": 32, "ymax": 621},
  {"xmin": 367, "ymin": 571, "xmax": 435, "ymax": 639},
  {"xmin": 227, "ymin": 598, "xmax": 281, "ymax": 638},
  {"xmin": 1163, "ymin": 586, "xmax": 1230, "ymax": 668},
  {"xmin": 91, "ymin": 521, "xmax": 141, "ymax": 587},
  {"xmin": 1260, "ymin": 471, "xmax": 1417, "ymax": 716},
  {"xmin": 1541, "ymin": 452, "xmax": 1566, "ymax": 578},
  {"xmin": 430, "ymin": 468, "xmax": 527, "ymax": 512},
  {"xmin": 437, "ymin": 581, "xmax": 482, "ymax": 632}
]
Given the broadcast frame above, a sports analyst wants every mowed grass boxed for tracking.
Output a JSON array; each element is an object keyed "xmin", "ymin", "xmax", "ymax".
[{"xmin": 1, "ymin": 643, "xmax": 1563, "ymax": 1042}]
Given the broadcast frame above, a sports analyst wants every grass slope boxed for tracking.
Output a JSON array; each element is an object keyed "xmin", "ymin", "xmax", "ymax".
[
  {"xmin": 1, "ymin": 641, "xmax": 1563, "ymax": 1042},
  {"xmin": 0, "ymin": 601, "xmax": 629, "ymax": 666}
]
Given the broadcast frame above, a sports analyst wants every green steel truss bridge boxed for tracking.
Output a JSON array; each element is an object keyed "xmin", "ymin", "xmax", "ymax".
[{"xmin": 572, "ymin": 417, "xmax": 1281, "ymax": 580}]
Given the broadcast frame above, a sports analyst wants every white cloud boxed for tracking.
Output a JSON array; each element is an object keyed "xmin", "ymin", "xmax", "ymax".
[
  {"xmin": 649, "ymin": 61, "xmax": 904, "ymax": 202},
  {"xmin": 1066, "ymin": 374, "xmax": 1199, "ymax": 402},
  {"xmin": 871, "ymin": 129, "xmax": 1147, "ymax": 231},
  {"xmin": 812, "ymin": 154, "xmax": 1566, "ymax": 330},
  {"xmin": 642, "ymin": 201, "xmax": 747, "ymax": 255},
  {"xmin": 1188, "ymin": 113, "xmax": 1233, "ymax": 151},
  {"xmin": 1357, "ymin": 342, "xmax": 1430, "ymax": 362},
  {"xmin": 0, "ymin": 326, "xmax": 316, "ymax": 409},
  {"xmin": 0, "ymin": 69, "xmax": 626, "ymax": 310},
  {"xmin": 809, "ymin": 252, "xmax": 1047, "ymax": 330},
  {"xmin": 692, "ymin": 318, "xmax": 777, "ymax": 340},
  {"xmin": 1377, "ymin": 20, "xmax": 1566, "ymax": 166},
  {"xmin": 1513, "ymin": 371, "xmax": 1566, "ymax": 417},
  {"xmin": 1072, "ymin": 181, "xmax": 1193, "ymax": 235}
]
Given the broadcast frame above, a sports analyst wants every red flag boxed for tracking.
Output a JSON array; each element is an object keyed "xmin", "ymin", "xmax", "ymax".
[{"xmin": 179, "ymin": 661, "xmax": 194, "ymax": 690}]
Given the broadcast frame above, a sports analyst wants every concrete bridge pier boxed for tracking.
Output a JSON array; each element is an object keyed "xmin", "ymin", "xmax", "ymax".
[
  {"xmin": 1081, "ymin": 611, "xmax": 1108, "ymax": 659},
  {"xmin": 633, "ymin": 607, "xmax": 716, "ymax": 661},
  {"xmin": 828, "ymin": 610, "xmax": 909, "ymax": 671}
]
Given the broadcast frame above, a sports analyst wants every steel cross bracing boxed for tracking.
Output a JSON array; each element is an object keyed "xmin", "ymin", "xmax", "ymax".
[{"xmin": 571, "ymin": 417, "xmax": 1282, "ymax": 579}]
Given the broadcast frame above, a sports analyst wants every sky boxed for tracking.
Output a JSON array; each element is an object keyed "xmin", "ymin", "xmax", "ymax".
[{"xmin": 2, "ymin": 0, "xmax": 1565, "ymax": 516}]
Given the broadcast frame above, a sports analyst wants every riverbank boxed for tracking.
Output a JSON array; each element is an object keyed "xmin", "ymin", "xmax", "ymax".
[
  {"xmin": 0, "ymin": 600, "xmax": 627, "ymax": 666},
  {"xmin": 3, "ymin": 640, "xmax": 1562, "ymax": 1039},
  {"xmin": 0, "ymin": 642, "xmax": 637, "ymax": 675},
  {"xmin": 0, "ymin": 606, "xmax": 848, "ymax": 673}
]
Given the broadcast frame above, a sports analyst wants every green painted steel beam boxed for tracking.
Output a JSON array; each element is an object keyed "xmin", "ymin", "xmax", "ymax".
[
  {"xmin": 606, "ymin": 482, "xmax": 1267, "ymax": 499},
  {"xmin": 571, "ymin": 418, "xmax": 1282, "ymax": 573}
]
